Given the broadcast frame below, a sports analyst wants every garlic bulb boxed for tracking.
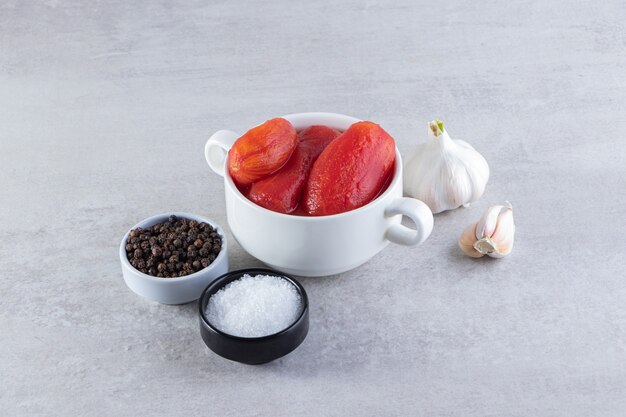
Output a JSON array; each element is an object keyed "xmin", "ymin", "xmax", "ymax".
[
  {"xmin": 403, "ymin": 120, "xmax": 489, "ymax": 213},
  {"xmin": 459, "ymin": 203, "xmax": 515, "ymax": 258}
]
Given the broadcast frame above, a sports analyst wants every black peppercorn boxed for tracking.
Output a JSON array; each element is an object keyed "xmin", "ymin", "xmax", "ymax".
[{"xmin": 125, "ymin": 216, "xmax": 222, "ymax": 278}]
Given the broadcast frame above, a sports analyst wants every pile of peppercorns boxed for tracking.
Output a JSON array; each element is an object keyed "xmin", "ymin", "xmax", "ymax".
[{"xmin": 125, "ymin": 215, "xmax": 222, "ymax": 278}]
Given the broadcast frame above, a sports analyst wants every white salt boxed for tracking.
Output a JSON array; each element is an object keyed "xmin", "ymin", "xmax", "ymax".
[{"xmin": 206, "ymin": 274, "xmax": 302, "ymax": 338}]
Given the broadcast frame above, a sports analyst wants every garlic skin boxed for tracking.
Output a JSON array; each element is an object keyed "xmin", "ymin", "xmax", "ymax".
[
  {"xmin": 403, "ymin": 120, "xmax": 489, "ymax": 214},
  {"xmin": 459, "ymin": 203, "xmax": 515, "ymax": 258}
]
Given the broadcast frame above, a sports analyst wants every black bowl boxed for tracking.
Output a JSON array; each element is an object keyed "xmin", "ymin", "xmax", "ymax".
[{"xmin": 198, "ymin": 268, "xmax": 309, "ymax": 364}]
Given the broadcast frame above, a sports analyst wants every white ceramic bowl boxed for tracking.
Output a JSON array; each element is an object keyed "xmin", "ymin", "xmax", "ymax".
[
  {"xmin": 205, "ymin": 112, "xmax": 433, "ymax": 277},
  {"xmin": 119, "ymin": 212, "xmax": 229, "ymax": 304}
]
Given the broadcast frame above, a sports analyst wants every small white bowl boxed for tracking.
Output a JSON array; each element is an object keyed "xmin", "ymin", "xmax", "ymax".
[{"xmin": 119, "ymin": 212, "xmax": 229, "ymax": 304}]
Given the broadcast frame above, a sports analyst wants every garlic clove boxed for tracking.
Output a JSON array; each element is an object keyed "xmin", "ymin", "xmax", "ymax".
[
  {"xmin": 474, "ymin": 204, "xmax": 504, "ymax": 240},
  {"xmin": 459, "ymin": 223, "xmax": 484, "ymax": 258},
  {"xmin": 487, "ymin": 206, "xmax": 515, "ymax": 258},
  {"xmin": 459, "ymin": 203, "xmax": 516, "ymax": 259}
]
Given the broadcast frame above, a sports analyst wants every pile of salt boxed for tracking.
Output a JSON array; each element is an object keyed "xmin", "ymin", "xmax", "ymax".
[{"xmin": 206, "ymin": 274, "xmax": 302, "ymax": 338}]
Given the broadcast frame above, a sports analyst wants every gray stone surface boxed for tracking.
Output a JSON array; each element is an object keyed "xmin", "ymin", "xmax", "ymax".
[{"xmin": 1, "ymin": 0, "xmax": 625, "ymax": 415}]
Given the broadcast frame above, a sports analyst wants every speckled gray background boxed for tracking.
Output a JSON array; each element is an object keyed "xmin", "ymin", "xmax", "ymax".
[{"xmin": 1, "ymin": 0, "xmax": 625, "ymax": 416}]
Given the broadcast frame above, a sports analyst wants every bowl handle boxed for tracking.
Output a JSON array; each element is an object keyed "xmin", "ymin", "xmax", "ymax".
[
  {"xmin": 385, "ymin": 197, "xmax": 434, "ymax": 246},
  {"xmin": 205, "ymin": 130, "xmax": 239, "ymax": 177}
]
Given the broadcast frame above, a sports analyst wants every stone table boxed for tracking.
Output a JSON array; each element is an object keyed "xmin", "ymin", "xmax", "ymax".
[{"xmin": 1, "ymin": 1, "xmax": 625, "ymax": 415}]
